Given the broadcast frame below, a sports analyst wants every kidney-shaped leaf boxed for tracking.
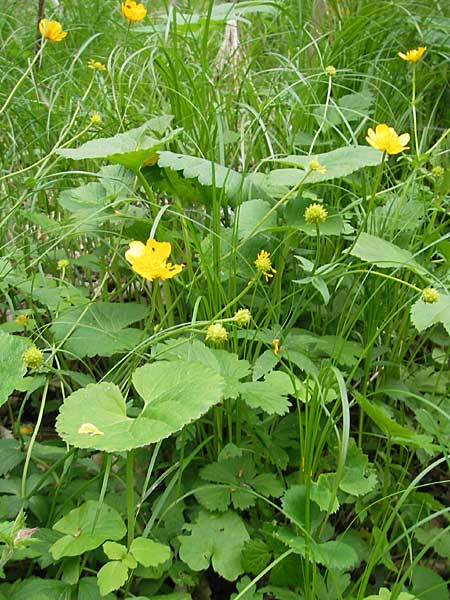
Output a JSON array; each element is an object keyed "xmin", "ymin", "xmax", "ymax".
[{"xmin": 56, "ymin": 361, "xmax": 225, "ymax": 452}]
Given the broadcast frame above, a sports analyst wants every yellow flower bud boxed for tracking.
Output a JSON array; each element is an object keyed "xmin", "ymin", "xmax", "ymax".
[
  {"xmin": 57, "ymin": 259, "xmax": 70, "ymax": 270},
  {"xmin": 205, "ymin": 323, "xmax": 229, "ymax": 344},
  {"xmin": 23, "ymin": 346, "xmax": 44, "ymax": 370},
  {"xmin": 234, "ymin": 308, "xmax": 252, "ymax": 327},
  {"xmin": 325, "ymin": 65, "xmax": 336, "ymax": 77},
  {"xmin": 431, "ymin": 166, "xmax": 444, "ymax": 178},
  {"xmin": 421, "ymin": 287, "xmax": 439, "ymax": 304}
]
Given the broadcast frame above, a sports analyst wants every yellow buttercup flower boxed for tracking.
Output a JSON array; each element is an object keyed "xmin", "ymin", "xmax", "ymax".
[
  {"xmin": 398, "ymin": 47, "xmax": 426, "ymax": 62},
  {"xmin": 125, "ymin": 239, "xmax": 184, "ymax": 282},
  {"xmin": 254, "ymin": 250, "xmax": 276, "ymax": 282},
  {"xmin": 38, "ymin": 18, "xmax": 67, "ymax": 42},
  {"xmin": 121, "ymin": 0, "xmax": 147, "ymax": 22},
  {"xmin": 88, "ymin": 58, "xmax": 107, "ymax": 71},
  {"xmin": 90, "ymin": 111, "xmax": 103, "ymax": 127},
  {"xmin": 366, "ymin": 124, "xmax": 410, "ymax": 155}
]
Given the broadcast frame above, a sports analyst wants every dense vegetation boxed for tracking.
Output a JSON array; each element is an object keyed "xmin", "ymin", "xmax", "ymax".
[{"xmin": 0, "ymin": 0, "xmax": 449, "ymax": 598}]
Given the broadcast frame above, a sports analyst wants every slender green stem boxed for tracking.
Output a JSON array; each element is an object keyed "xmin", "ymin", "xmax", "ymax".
[
  {"xmin": 411, "ymin": 64, "xmax": 420, "ymax": 156},
  {"xmin": 126, "ymin": 450, "xmax": 135, "ymax": 549},
  {"xmin": 21, "ymin": 378, "xmax": 49, "ymax": 499}
]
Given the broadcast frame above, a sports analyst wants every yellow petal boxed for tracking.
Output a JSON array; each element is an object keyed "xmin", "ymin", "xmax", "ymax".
[
  {"xmin": 125, "ymin": 241, "xmax": 146, "ymax": 262},
  {"xmin": 398, "ymin": 133, "xmax": 410, "ymax": 146}
]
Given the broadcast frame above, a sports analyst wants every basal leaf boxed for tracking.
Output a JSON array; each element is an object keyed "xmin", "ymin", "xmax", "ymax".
[
  {"xmin": 56, "ymin": 361, "xmax": 224, "ymax": 452},
  {"xmin": 179, "ymin": 510, "xmax": 249, "ymax": 581}
]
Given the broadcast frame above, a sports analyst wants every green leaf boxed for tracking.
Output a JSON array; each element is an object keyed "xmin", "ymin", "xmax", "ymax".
[
  {"xmin": 357, "ymin": 396, "xmax": 435, "ymax": 450},
  {"xmin": 281, "ymin": 485, "xmax": 323, "ymax": 532},
  {"xmin": 415, "ymin": 527, "xmax": 450, "ymax": 559},
  {"xmin": 51, "ymin": 302, "xmax": 148, "ymax": 358},
  {"xmin": 56, "ymin": 360, "xmax": 224, "ymax": 451},
  {"xmin": 129, "ymin": 537, "xmax": 171, "ymax": 567},
  {"xmin": 285, "ymin": 197, "xmax": 345, "ymax": 236},
  {"xmin": 155, "ymin": 339, "xmax": 250, "ymax": 399},
  {"xmin": 277, "ymin": 528, "xmax": 358, "ymax": 570},
  {"xmin": 339, "ymin": 439, "xmax": 378, "ymax": 496},
  {"xmin": 195, "ymin": 485, "xmax": 231, "ymax": 512},
  {"xmin": 240, "ymin": 371, "xmax": 294, "ymax": 415},
  {"xmin": 78, "ymin": 577, "xmax": 116, "ymax": 600},
  {"xmin": 364, "ymin": 589, "xmax": 418, "ymax": 600},
  {"xmin": 0, "ymin": 440, "xmax": 24, "ymax": 475},
  {"xmin": 2, "ymin": 578, "xmax": 71, "ymax": 600},
  {"xmin": 103, "ymin": 541, "xmax": 127, "ymax": 561},
  {"xmin": 230, "ymin": 576, "xmax": 264, "ymax": 600},
  {"xmin": 242, "ymin": 538, "xmax": 272, "ymax": 575},
  {"xmin": 350, "ymin": 232, "xmax": 426, "ymax": 274},
  {"xmin": 411, "ymin": 565, "xmax": 448, "ymax": 600},
  {"xmin": 50, "ymin": 500, "xmax": 126, "ymax": 559},
  {"xmin": 97, "ymin": 560, "xmax": 129, "ymax": 595},
  {"xmin": 410, "ymin": 294, "xmax": 450, "ymax": 335},
  {"xmin": 179, "ymin": 510, "xmax": 249, "ymax": 581},
  {"xmin": 0, "ymin": 332, "xmax": 27, "ymax": 408},
  {"xmin": 57, "ymin": 117, "xmax": 180, "ymax": 171},
  {"xmin": 236, "ymin": 199, "xmax": 277, "ymax": 239},
  {"xmin": 310, "ymin": 473, "xmax": 339, "ymax": 513},
  {"xmin": 156, "ymin": 151, "xmax": 271, "ymax": 205},
  {"xmin": 257, "ymin": 146, "xmax": 383, "ymax": 196}
]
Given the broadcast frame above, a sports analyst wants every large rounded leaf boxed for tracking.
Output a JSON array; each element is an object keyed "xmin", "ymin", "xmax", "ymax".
[{"xmin": 56, "ymin": 360, "xmax": 225, "ymax": 451}]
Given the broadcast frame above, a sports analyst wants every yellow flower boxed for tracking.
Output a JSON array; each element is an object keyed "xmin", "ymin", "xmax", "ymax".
[
  {"xmin": 398, "ymin": 46, "xmax": 426, "ymax": 62},
  {"xmin": 90, "ymin": 111, "xmax": 103, "ymax": 127},
  {"xmin": 121, "ymin": 0, "xmax": 147, "ymax": 22},
  {"xmin": 125, "ymin": 239, "xmax": 184, "ymax": 282},
  {"xmin": 205, "ymin": 323, "xmax": 228, "ymax": 344},
  {"xmin": 78, "ymin": 423, "xmax": 104, "ymax": 436},
  {"xmin": 38, "ymin": 18, "xmax": 67, "ymax": 42},
  {"xmin": 304, "ymin": 203, "xmax": 328, "ymax": 225},
  {"xmin": 365, "ymin": 124, "xmax": 410, "ymax": 155},
  {"xmin": 88, "ymin": 58, "xmax": 106, "ymax": 71},
  {"xmin": 254, "ymin": 250, "xmax": 276, "ymax": 282},
  {"xmin": 309, "ymin": 157, "xmax": 327, "ymax": 174},
  {"xmin": 272, "ymin": 338, "xmax": 280, "ymax": 356}
]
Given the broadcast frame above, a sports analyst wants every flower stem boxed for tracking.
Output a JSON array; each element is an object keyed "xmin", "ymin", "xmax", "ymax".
[
  {"xmin": 411, "ymin": 64, "xmax": 420, "ymax": 156},
  {"xmin": 126, "ymin": 449, "xmax": 135, "ymax": 549},
  {"xmin": 21, "ymin": 378, "xmax": 49, "ymax": 499}
]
